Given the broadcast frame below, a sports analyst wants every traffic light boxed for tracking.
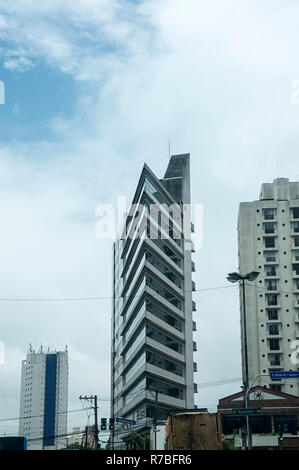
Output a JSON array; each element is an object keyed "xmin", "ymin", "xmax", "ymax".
[
  {"xmin": 101, "ymin": 418, "xmax": 107, "ymax": 431},
  {"xmin": 278, "ymin": 425, "xmax": 283, "ymax": 442},
  {"xmin": 109, "ymin": 418, "xmax": 115, "ymax": 431}
]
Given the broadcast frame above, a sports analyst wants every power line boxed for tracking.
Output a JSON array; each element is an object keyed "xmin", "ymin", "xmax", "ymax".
[
  {"xmin": 198, "ymin": 377, "xmax": 241, "ymax": 388},
  {"xmin": 0, "ymin": 407, "xmax": 93, "ymax": 423},
  {"xmin": 0, "ymin": 285, "xmax": 235, "ymax": 302}
]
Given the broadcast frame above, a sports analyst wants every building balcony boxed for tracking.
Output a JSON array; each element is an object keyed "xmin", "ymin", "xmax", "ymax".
[
  {"xmin": 145, "ymin": 261, "xmax": 184, "ymax": 298},
  {"xmin": 193, "ymin": 362, "xmax": 198, "ymax": 372},
  {"xmin": 193, "ymin": 341, "xmax": 197, "ymax": 352},
  {"xmin": 145, "ymin": 363, "xmax": 186, "ymax": 386},
  {"xmin": 192, "ymin": 301, "xmax": 197, "ymax": 312},
  {"xmin": 145, "ymin": 337, "xmax": 185, "ymax": 363},
  {"xmin": 191, "ymin": 261, "xmax": 196, "ymax": 272},
  {"xmin": 121, "ymin": 390, "xmax": 186, "ymax": 417},
  {"xmin": 145, "ymin": 311, "xmax": 185, "ymax": 342},
  {"xmin": 266, "ymin": 332, "xmax": 282, "ymax": 338},
  {"xmin": 192, "ymin": 321, "xmax": 197, "ymax": 332},
  {"xmin": 192, "ymin": 281, "xmax": 196, "ymax": 292},
  {"xmin": 268, "ymin": 363, "xmax": 282, "ymax": 369},
  {"xmin": 268, "ymin": 348, "xmax": 283, "ymax": 354},
  {"xmin": 145, "ymin": 286, "xmax": 184, "ymax": 319},
  {"xmin": 264, "ymin": 273, "xmax": 279, "ymax": 279}
]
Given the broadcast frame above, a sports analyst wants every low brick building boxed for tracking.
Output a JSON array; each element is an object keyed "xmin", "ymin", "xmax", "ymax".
[{"xmin": 218, "ymin": 386, "xmax": 299, "ymax": 449}]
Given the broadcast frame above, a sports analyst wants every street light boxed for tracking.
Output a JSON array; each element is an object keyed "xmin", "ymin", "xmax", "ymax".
[{"xmin": 227, "ymin": 270, "xmax": 259, "ymax": 450}]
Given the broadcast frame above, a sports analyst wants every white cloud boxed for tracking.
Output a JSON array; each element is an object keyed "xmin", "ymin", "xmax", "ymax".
[{"xmin": 4, "ymin": 56, "xmax": 33, "ymax": 71}]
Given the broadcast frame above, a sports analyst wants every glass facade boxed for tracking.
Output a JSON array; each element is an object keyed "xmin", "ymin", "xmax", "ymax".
[
  {"xmin": 146, "ymin": 276, "xmax": 182, "ymax": 310},
  {"xmin": 146, "ymin": 351, "xmax": 184, "ymax": 377},
  {"xmin": 146, "ymin": 377, "xmax": 184, "ymax": 400},
  {"xmin": 146, "ymin": 300, "xmax": 183, "ymax": 332},
  {"xmin": 146, "ymin": 324, "xmax": 183, "ymax": 354}
]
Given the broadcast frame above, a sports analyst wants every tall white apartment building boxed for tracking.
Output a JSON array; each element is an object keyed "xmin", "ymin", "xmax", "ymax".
[
  {"xmin": 19, "ymin": 347, "xmax": 69, "ymax": 450},
  {"xmin": 238, "ymin": 178, "xmax": 299, "ymax": 396},
  {"xmin": 111, "ymin": 154, "xmax": 197, "ymax": 448}
]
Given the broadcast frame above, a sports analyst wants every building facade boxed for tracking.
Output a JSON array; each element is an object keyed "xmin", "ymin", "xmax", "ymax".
[
  {"xmin": 218, "ymin": 386, "xmax": 299, "ymax": 449},
  {"xmin": 19, "ymin": 347, "xmax": 69, "ymax": 450},
  {"xmin": 111, "ymin": 154, "xmax": 197, "ymax": 447},
  {"xmin": 238, "ymin": 178, "xmax": 299, "ymax": 395}
]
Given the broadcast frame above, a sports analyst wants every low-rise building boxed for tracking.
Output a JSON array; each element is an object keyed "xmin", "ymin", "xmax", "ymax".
[{"xmin": 218, "ymin": 386, "xmax": 299, "ymax": 449}]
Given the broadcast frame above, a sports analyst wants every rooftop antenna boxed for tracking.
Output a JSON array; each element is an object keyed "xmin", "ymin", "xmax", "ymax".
[
  {"xmin": 168, "ymin": 137, "xmax": 171, "ymax": 160},
  {"xmin": 29, "ymin": 344, "xmax": 33, "ymax": 354},
  {"xmin": 277, "ymin": 160, "xmax": 280, "ymax": 178}
]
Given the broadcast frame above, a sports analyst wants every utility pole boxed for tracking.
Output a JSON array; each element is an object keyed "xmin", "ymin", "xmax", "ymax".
[
  {"xmin": 154, "ymin": 389, "xmax": 158, "ymax": 451},
  {"xmin": 79, "ymin": 395, "xmax": 99, "ymax": 450}
]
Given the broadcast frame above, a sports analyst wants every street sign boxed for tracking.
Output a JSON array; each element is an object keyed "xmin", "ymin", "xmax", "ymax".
[
  {"xmin": 270, "ymin": 371, "xmax": 299, "ymax": 380},
  {"xmin": 116, "ymin": 417, "xmax": 137, "ymax": 425},
  {"xmin": 232, "ymin": 408, "xmax": 262, "ymax": 416},
  {"xmin": 123, "ymin": 423, "xmax": 131, "ymax": 430}
]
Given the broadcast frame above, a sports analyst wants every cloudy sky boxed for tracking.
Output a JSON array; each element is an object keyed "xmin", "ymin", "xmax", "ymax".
[{"xmin": 0, "ymin": 0, "xmax": 299, "ymax": 439}]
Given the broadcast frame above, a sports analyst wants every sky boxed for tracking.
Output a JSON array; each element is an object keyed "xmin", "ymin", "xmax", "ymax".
[{"xmin": 0, "ymin": 0, "xmax": 299, "ymax": 440}]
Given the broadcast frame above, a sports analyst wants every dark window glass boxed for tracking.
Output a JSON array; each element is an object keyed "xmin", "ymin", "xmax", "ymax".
[
  {"xmin": 291, "ymin": 208, "xmax": 299, "ymax": 219},
  {"xmin": 265, "ymin": 251, "xmax": 276, "ymax": 262},
  {"xmin": 265, "ymin": 237, "xmax": 275, "ymax": 248},
  {"xmin": 146, "ymin": 351, "xmax": 184, "ymax": 377},
  {"xmin": 264, "ymin": 222, "xmax": 275, "ymax": 234},
  {"xmin": 268, "ymin": 310, "xmax": 278, "ymax": 320},
  {"xmin": 269, "ymin": 324, "xmax": 279, "ymax": 335},
  {"xmin": 146, "ymin": 325, "xmax": 183, "ymax": 354},
  {"xmin": 267, "ymin": 294, "xmax": 278, "ymax": 306},
  {"xmin": 265, "ymin": 265, "xmax": 276, "ymax": 276},
  {"xmin": 263, "ymin": 208, "xmax": 276, "ymax": 220},
  {"xmin": 269, "ymin": 339, "xmax": 280, "ymax": 350}
]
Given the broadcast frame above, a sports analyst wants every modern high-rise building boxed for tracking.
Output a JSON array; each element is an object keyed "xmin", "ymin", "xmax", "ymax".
[
  {"xmin": 111, "ymin": 154, "xmax": 197, "ymax": 447},
  {"xmin": 19, "ymin": 346, "xmax": 69, "ymax": 450},
  {"xmin": 238, "ymin": 178, "xmax": 299, "ymax": 396}
]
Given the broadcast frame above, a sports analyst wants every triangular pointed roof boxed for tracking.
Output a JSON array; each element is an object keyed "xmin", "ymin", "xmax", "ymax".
[{"xmin": 218, "ymin": 386, "xmax": 299, "ymax": 405}]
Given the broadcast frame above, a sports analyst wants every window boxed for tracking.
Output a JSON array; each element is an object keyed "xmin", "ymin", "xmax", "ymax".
[
  {"xmin": 263, "ymin": 208, "xmax": 276, "ymax": 220},
  {"xmin": 291, "ymin": 207, "xmax": 299, "ymax": 219},
  {"xmin": 274, "ymin": 415, "xmax": 297, "ymax": 434},
  {"xmin": 264, "ymin": 222, "xmax": 275, "ymax": 234},
  {"xmin": 294, "ymin": 250, "xmax": 299, "ymax": 261},
  {"xmin": 145, "ymin": 251, "xmax": 182, "ymax": 289},
  {"xmin": 292, "ymin": 221, "xmax": 299, "ymax": 232},
  {"xmin": 266, "ymin": 280, "xmax": 277, "ymax": 291},
  {"xmin": 294, "ymin": 236, "xmax": 299, "ymax": 247},
  {"xmin": 146, "ymin": 325, "xmax": 183, "ymax": 354},
  {"xmin": 146, "ymin": 377, "xmax": 184, "ymax": 400},
  {"xmin": 146, "ymin": 351, "xmax": 184, "ymax": 377},
  {"xmin": 265, "ymin": 265, "xmax": 276, "ymax": 276},
  {"xmin": 146, "ymin": 276, "xmax": 182, "ymax": 310},
  {"xmin": 269, "ymin": 338, "xmax": 280, "ymax": 350},
  {"xmin": 270, "ymin": 384, "xmax": 282, "ymax": 392},
  {"xmin": 269, "ymin": 354, "xmax": 281, "ymax": 366},
  {"xmin": 264, "ymin": 237, "xmax": 275, "ymax": 248},
  {"xmin": 268, "ymin": 309, "xmax": 278, "ymax": 320},
  {"xmin": 267, "ymin": 294, "xmax": 278, "ymax": 306},
  {"xmin": 269, "ymin": 324, "xmax": 279, "ymax": 335},
  {"xmin": 293, "ymin": 264, "xmax": 299, "ymax": 275},
  {"xmin": 265, "ymin": 251, "xmax": 276, "ymax": 262},
  {"xmin": 146, "ymin": 300, "xmax": 183, "ymax": 332}
]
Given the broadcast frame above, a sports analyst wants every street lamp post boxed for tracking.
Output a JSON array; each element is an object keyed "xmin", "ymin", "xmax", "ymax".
[{"xmin": 227, "ymin": 271, "xmax": 259, "ymax": 450}]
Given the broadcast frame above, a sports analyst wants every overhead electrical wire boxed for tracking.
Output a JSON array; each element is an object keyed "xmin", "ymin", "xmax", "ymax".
[{"xmin": 0, "ymin": 284, "xmax": 236, "ymax": 302}]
